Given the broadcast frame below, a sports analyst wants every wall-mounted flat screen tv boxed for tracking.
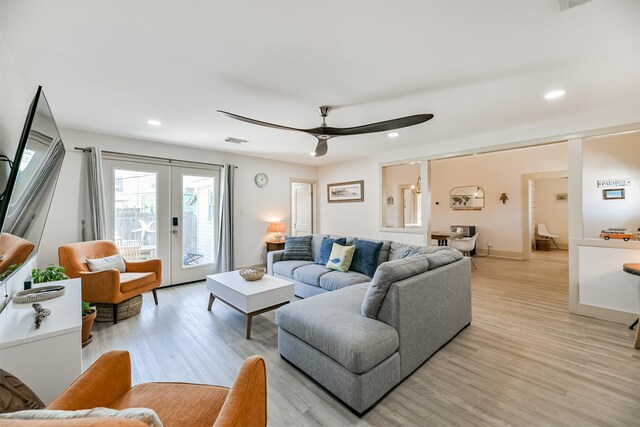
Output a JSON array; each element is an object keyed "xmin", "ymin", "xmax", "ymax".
[{"xmin": 0, "ymin": 86, "xmax": 65, "ymax": 312}]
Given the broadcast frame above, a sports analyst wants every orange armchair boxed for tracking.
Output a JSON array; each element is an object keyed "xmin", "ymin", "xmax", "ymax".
[
  {"xmin": 0, "ymin": 232, "xmax": 35, "ymax": 274},
  {"xmin": 47, "ymin": 350, "xmax": 267, "ymax": 427},
  {"xmin": 58, "ymin": 240, "xmax": 162, "ymax": 323}
]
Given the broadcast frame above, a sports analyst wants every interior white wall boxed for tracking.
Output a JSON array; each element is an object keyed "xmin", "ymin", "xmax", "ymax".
[
  {"xmin": 37, "ymin": 129, "xmax": 318, "ymax": 271},
  {"xmin": 428, "ymin": 143, "xmax": 568, "ymax": 257},
  {"xmin": 582, "ymin": 132, "xmax": 640, "ymax": 238},
  {"xmin": 534, "ymin": 177, "xmax": 569, "ymax": 248}
]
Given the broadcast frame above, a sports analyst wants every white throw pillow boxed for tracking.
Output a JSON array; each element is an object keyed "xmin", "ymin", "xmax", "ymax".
[
  {"xmin": 86, "ymin": 253, "xmax": 126, "ymax": 273},
  {"xmin": 0, "ymin": 407, "xmax": 163, "ymax": 426}
]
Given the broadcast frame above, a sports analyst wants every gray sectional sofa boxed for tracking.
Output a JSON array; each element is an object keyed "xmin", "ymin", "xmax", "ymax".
[{"xmin": 269, "ymin": 234, "xmax": 472, "ymax": 415}]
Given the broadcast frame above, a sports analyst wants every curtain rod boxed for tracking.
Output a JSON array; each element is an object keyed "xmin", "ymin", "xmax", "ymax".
[{"xmin": 74, "ymin": 147, "xmax": 236, "ymax": 168}]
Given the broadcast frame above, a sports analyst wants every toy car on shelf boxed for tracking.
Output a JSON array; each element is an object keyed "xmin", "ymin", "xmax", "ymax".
[{"xmin": 600, "ymin": 229, "xmax": 635, "ymax": 241}]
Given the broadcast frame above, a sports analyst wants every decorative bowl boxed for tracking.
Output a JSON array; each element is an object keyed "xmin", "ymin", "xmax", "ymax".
[{"xmin": 239, "ymin": 267, "xmax": 266, "ymax": 281}]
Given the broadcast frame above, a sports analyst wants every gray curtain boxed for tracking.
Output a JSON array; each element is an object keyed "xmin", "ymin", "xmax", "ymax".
[
  {"xmin": 215, "ymin": 164, "xmax": 235, "ymax": 273},
  {"xmin": 86, "ymin": 147, "xmax": 107, "ymax": 241}
]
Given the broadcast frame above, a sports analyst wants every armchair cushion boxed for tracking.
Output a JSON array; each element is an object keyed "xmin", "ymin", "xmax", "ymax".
[
  {"xmin": 110, "ymin": 383, "xmax": 227, "ymax": 427},
  {"xmin": 86, "ymin": 254, "xmax": 126, "ymax": 273},
  {"xmin": 120, "ymin": 272, "xmax": 157, "ymax": 293}
]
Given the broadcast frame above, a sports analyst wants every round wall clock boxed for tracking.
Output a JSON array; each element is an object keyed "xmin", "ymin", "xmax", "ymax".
[{"xmin": 254, "ymin": 172, "xmax": 269, "ymax": 188}]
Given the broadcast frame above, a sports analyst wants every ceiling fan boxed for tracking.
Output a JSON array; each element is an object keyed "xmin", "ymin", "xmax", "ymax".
[{"xmin": 217, "ymin": 106, "xmax": 434, "ymax": 157}]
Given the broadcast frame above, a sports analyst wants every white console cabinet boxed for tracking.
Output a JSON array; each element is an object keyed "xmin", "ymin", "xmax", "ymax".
[{"xmin": 0, "ymin": 278, "xmax": 82, "ymax": 404}]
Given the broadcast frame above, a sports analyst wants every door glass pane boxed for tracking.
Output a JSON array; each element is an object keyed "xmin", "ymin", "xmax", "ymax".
[
  {"xmin": 114, "ymin": 169, "xmax": 157, "ymax": 261},
  {"xmin": 182, "ymin": 175, "xmax": 215, "ymax": 267}
]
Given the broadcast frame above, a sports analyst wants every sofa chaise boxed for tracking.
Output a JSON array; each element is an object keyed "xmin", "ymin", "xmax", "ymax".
[{"xmin": 270, "ymin": 234, "xmax": 472, "ymax": 415}]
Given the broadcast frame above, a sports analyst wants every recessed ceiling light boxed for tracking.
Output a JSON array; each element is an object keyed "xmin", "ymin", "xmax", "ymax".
[
  {"xmin": 147, "ymin": 119, "xmax": 162, "ymax": 126},
  {"xmin": 309, "ymin": 151, "xmax": 316, "ymax": 156},
  {"xmin": 544, "ymin": 90, "xmax": 565, "ymax": 100},
  {"xmin": 387, "ymin": 132, "xmax": 399, "ymax": 138}
]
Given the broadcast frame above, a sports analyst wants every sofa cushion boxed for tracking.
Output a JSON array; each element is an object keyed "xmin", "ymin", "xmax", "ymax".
[
  {"xmin": 315, "ymin": 237, "xmax": 347, "ymax": 265},
  {"xmin": 350, "ymin": 239, "xmax": 383, "ymax": 277},
  {"xmin": 361, "ymin": 255, "xmax": 430, "ymax": 319},
  {"xmin": 310, "ymin": 234, "xmax": 328, "ymax": 261},
  {"xmin": 120, "ymin": 272, "xmax": 156, "ymax": 293},
  {"xmin": 376, "ymin": 240, "xmax": 392, "ymax": 265},
  {"xmin": 425, "ymin": 248, "xmax": 463, "ymax": 270},
  {"xmin": 293, "ymin": 264, "xmax": 332, "ymax": 287},
  {"xmin": 319, "ymin": 270, "xmax": 370, "ymax": 291},
  {"xmin": 281, "ymin": 235, "xmax": 313, "ymax": 261},
  {"xmin": 326, "ymin": 244, "xmax": 355, "ymax": 272},
  {"xmin": 276, "ymin": 284, "xmax": 399, "ymax": 374},
  {"xmin": 272, "ymin": 260, "xmax": 314, "ymax": 278}
]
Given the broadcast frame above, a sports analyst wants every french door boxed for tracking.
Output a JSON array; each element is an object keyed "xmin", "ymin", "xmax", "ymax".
[
  {"xmin": 103, "ymin": 159, "xmax": 220, "ymax": 286},
  {"xmin": 170, "ymin": 167, "xmax": 219, "ymax": 284}
]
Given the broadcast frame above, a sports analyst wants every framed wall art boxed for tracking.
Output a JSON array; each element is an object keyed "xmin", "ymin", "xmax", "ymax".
[{"xmin": 327, "ymin": 180, "xmax": 364, "ymax": 203}]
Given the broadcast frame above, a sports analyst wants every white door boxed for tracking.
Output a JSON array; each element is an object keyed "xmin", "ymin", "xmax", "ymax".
[
  {"xmin": 104, "ymin": 160, "xmax": 220, "ymax": 286},
  {"xmin": 291, "ymin": 182, "xmax": 313, "ymax": 236},
  {"xmin": 170, "ymin": 167, "xmax": 220, "ymax": 284},
  {"xmin": 103, "ymin": 160, "xmax": 171, "ymax": 286}
]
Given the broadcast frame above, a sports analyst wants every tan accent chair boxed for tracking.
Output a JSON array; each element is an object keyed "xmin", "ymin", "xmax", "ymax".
[
  {"xmin": 0, "ymin": 233, "xmax": 35, "ymax": 274},
  {"xmin": 58, "ymin": 241, "xmax": 161, "ymax": 324},
  {"xmin": 46, "ymin": 350, "xmax": 267, "ymax": 427}
]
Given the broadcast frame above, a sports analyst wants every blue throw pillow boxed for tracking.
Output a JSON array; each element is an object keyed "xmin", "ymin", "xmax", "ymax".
[
  {"xmin": 281, "ymin": 235, "xmax": 313, "ymax": 261},
  {"xmin": 315, "ymin": 237, "xmax": 347, "ymax": 265},
  {"xmin": 350, "ymin": 238, "xmax": 384, "ymax": 277}
]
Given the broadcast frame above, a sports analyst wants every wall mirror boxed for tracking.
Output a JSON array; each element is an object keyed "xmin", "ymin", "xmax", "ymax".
[
  {"xmin": 381, "ymin": 162, "xmax": 423, "ymax": 231},
  {"xmin": 449, "ymin": 185, "xmax": 485, "ymax": 210}
]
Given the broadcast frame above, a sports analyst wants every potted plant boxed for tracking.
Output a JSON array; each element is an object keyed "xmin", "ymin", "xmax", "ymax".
[
  {"xmin": 31, "ymin": 265, "xmax": 70, "ymax": 284},
  {"xmin": 81, "ymin": 301, "xmax": 97, "ymax": 347}
]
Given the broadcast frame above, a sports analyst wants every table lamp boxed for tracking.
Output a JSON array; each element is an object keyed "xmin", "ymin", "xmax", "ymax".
[{"xmin": 268, "ymin": 222, "xmax": 286, "ymax": 242}]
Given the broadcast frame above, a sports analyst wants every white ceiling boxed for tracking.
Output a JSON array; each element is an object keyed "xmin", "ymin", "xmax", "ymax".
[{"xmin": 1, "ymin": 0, "xmax": 639, "ymax": 165}]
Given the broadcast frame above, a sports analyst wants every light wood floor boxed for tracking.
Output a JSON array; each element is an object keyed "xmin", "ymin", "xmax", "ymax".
[{"xmin": 83, "ymin": 251, "xmax": 640, "ymax": 426}]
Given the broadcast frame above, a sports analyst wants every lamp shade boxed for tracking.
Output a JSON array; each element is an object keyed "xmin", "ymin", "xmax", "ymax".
[{"xmin": 269, "ymin": 222, "xmax": 286, "ymax": 233}]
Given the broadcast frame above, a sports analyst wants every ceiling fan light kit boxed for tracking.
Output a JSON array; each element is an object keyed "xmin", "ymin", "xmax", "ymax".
[{"xmin": 218, "ymin": 106, "xmax": 434, "ymax": 157}]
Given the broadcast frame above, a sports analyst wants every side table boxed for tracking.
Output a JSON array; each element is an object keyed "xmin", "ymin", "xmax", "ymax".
[
  {"xmin": 622, "ymin": 263, "xmax": 640, "ymax": 349},
  {"xmin": 266, "ymin": 240, "xmax": 285, "ymax": 253}
]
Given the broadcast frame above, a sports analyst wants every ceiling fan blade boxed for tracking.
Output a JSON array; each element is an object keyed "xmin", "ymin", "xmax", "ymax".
[
  {"xmin": 311, "ymin": 114, "xmax": 434, "ymax": 137},
  {"xmin": 312, "ymin": 140, "xmax": 328, "ymax": 157},
  {"xmin": 218, "ymin": 110, "xmax": 305, "ymax": 133}
]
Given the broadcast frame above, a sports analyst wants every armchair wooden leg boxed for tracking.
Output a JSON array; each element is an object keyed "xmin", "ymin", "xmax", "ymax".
[
  {"xmin": 152, "ymin": 289, "xmax": 158, "ymax": 305},
  {"xmin": 113, "ymin": 304, "xmax": 118, "ymax": 324}
]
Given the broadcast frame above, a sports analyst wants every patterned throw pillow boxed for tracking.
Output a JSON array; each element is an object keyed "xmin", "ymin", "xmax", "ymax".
[
  {"xmin": 281, "ymin": 235, "xmax": 313, "ymax": 261},
  {"xmin": 350, "ymin": 238, "xmax": 384, "ymax": 277},
  {"xmin": 400, "ymin": 247, "xmax": 422, "ymax": 259},
  {"xmin": 326, "ymin": 243, "xmax": 356, "ymax": 272},
  {"xmin": 315, "ymin": 237, "xmax": 347, "ymax": 265},
  {"xmin": 85, "ymin": 253, "xmax": 126, "ymax": 273}
]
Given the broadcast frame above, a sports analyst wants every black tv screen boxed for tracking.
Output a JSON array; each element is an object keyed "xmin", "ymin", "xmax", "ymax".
[{"xmin": 0, "ymin": 86, "xmax": 65, "ymax": 284}]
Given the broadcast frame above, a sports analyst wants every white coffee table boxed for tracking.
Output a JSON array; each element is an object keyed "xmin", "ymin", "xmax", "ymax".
[{"xmin": 206, "ymin": 271, "xmax": 294, "ymax": 339}]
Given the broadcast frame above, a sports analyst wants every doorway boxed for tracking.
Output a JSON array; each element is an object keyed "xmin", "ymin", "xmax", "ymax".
[
  {"xmin": 103, "ymin": 159, "xmax": 221, "ymax": 286},
  {"xmin": 290, "ymin": 180, "xmax": 316, "ymax": 236},
  {"xmin": 522, "ymin": 171, "xmax": 569, "ymax": 260}
]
